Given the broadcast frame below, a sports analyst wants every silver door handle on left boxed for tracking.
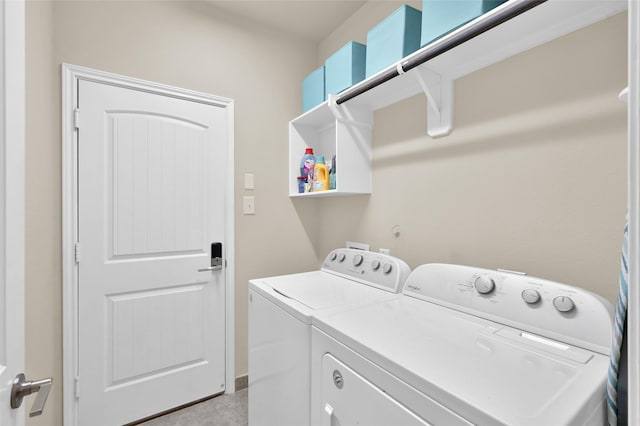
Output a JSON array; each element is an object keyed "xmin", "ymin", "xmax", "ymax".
[
  {"xmin": 198, "ymin": 266, "xmax": 222, "ymax": 272},
  {"xmin": 198, "ymin": 256, "xmax": 223, "ymax": 272},
  {"xmin": 10, "ymin": 373, "xmax": 52, "ymax": 417}
]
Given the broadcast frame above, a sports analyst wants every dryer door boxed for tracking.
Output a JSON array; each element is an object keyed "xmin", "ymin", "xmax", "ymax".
[{"xmin": 321, "ymin": 354, "xmax": 430, "ymax": 426}]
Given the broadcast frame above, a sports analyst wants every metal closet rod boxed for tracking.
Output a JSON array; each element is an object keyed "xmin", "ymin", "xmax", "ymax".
[{"xmin": 335, "ymin": 0, "xmax": 548, "ymax": 105}]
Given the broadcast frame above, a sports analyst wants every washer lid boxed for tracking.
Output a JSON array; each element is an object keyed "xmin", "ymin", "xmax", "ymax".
[
  {"xmin": 314, "ymin": 296, "xmax": 609, "ymax": 425},
  {"xmin": 256, "ymin": 271, "xmax": 396, "ymax": 310}
]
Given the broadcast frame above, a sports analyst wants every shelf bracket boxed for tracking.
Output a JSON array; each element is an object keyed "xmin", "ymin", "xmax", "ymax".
[
  {"xmin": 327, "ymin": 93, "xmax": 373, "ymax": 129},
  {"xmin": 414, "ymin": 67, "xmax": 453, "ymax": 138}
]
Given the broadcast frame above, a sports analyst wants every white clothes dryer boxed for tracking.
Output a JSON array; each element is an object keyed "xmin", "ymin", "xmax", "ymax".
[
  {"xmin": 248, "ymin": 248, "xmax": 410, "ymax": 426},
  {"xmin": 311, "ymin": 263, "xmax": 614, "ymax": 426}
]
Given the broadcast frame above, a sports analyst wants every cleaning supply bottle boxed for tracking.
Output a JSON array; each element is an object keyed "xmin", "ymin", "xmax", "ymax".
[
  {"xmin": 300, "ymin": 148, "xmax": 315, "ymax": 180},
  {"xmin": 330, "ymin": 155, "xmax": 336, "ymax": 190},
  {"xmin": 313, "ymin": 156, "xmax": 330, "ymax": 191}
]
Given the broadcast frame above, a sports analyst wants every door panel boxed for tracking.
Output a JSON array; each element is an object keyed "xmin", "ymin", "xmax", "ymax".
[
  {"xmin": 78, "ymin": 79, "xmax": 227, "ymax": 425},
  {"xmin": 108, "ymin": 113, "xmax": 207, "ymax": 257},
  {"xmin": 107, "ymin": 283, "xmax": 207, "ymax": 386}
]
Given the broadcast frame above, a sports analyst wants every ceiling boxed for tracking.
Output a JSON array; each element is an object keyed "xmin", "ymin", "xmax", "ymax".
[{"xmin": 209, "ymin": 1, "xmax": 368, "ymax": 43}]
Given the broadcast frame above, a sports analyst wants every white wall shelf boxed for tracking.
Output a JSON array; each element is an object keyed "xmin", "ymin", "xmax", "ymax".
[
  {"xmin": 289, "ymin": 96, "xmax": 373, "ymax": 197},
  {"xmin": 289, "ymin": 0, "xmax": 627, "ymax": 198}
]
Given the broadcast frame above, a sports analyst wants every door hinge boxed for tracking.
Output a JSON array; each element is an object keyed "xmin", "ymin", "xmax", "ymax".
[
  {"xmin": 74, "ymin": 376, "xmax": 80, "ymax": 398},
  {"xmin": 73, "ymin": 108, "xmax": 80, "ymax": 129},
  {"xmin": 74, "ymin": 242, "xmax": 81, "ymax": 263}
]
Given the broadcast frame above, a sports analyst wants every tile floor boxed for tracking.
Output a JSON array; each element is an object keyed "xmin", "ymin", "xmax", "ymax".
[{"xmin": 137, "ymin": 388, "xmax": 248, "ymax": 426}]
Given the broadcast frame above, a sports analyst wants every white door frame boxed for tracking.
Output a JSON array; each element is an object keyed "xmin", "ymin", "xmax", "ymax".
[
  {"xmin": 61, "ymin": 64, "xmax": 235, "ymax": 426},
  {"xmin": 0, "ymin": 0, "xmax": 24, "ymax": 424}
]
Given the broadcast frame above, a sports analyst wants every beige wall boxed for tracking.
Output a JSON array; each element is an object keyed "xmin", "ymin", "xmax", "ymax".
[
  {"xmin": 317, "ymin": 11, "xmax": 628, "ymax": 303},
  {"xmin": 25, "ymin": 1, "xmax": 321, "ymax": 425}
]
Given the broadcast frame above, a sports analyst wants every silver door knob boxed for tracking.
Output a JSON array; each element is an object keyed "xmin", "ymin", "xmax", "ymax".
[{"xmin": 10, "ymin": 373, "xmax": 52, "ymax": 417}]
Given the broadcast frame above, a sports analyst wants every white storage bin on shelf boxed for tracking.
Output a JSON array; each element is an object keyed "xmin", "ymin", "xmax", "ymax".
[{"xmin": 289, "ymin": 95, "xmax": 373, "ymax": 197}]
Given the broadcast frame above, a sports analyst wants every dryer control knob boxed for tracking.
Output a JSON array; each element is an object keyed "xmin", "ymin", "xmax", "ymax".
[
  {"xmin": 353, "ymin": 254, "xmax": 364, "ymax": 267},
  {"xmin": 382, "ymin": 263, "xmax": 393, "ymax": 274},
  {"xmin": 371, "ymin": 260, "xmax": 381, "ymax": 271},
  {"xmin": 521, "ymin": 289, "xmax": 541, "ymax": 304},
  {"xmin": 329, "ymin": 252, "xmax": 337, "ymax": 261},
  {"xmin": 474, "ymin": 276, "xmax": 495, "ymax": 295},
  {"xmin": 553, "ymin": 296, "xmax": 575, "ymax": 313},
  {"xmin": 338, "ymin": 253, "xmax": 346, "ymax": 262}
]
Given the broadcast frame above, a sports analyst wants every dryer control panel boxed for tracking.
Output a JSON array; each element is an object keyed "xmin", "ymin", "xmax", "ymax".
[
  {"xmin": 402, "ymin": 263, "xmax": 614, "ymax": 355},
  {"xmin": 321, "ymin": 249, "xmax": 411, "ymax": 294}
]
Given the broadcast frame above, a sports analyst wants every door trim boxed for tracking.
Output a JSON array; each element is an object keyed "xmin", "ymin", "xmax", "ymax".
[
  {"xmin": 61, "ymin": 64, "xmax": 235, "ymax": 426},
  {"xmin": 0, "ymin": 0, "xmax": 25, "ymax": 423}
]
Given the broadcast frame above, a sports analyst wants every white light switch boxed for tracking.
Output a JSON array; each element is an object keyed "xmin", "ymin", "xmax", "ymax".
[
  {"xmin": 243, "ymin": 196, "xmax": 255, "ymax": 215},
  {"xmin": 244, "ymin": 173, "xmax": 255, "ymax": 190}
]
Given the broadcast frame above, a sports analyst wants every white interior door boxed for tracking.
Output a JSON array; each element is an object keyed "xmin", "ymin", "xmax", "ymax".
[
  {"xmin": 0, "ymin": 0, "xmax": 24, "ymax": 425},
  {"xmin": 76, "ymin": 78, "xmax": 229, "ymax": 425}
]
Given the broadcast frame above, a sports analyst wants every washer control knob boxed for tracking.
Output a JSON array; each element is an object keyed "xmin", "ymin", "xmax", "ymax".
[
  {"xmin": 382, "ymin": 263, "xmax": 393, "ymax": 274},
  {"xmin": 474, "ymin": 276, "xmax": 496, "ymax": 295},
  {"xmin": 337, "ymin": 253, "xmax": 346, "ymax": 262},
  {"xmin": 521, "ymin": 289, "xmax": 541, "ymax": 304},
  {"xmin": 371, "ymin": 260, "xmax": 381, "ymax": 271},
  {"xmin": 553, "ymin": 296, "xmax": 575, "ymax": 313},
  {"xmin": 329, "ymin": 252, "xmax": 337, "ymax": 261},
  {"xmin": 353, "ymin": 254, "xmax": 364, "ymax": 267}
]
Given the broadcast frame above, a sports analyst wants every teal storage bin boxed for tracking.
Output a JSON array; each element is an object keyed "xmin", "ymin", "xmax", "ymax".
[
  {"xmin": 421, "ymin": 0, "xmax": 507, "ymax": 46},
  {"xmin": 302, "ymin": 66, "xmax": 325, "ymax": 113},
  {"xmin": 366, "ymin": 5, "xmax": 422, "ymax": 78},
  {"xmin": 325, "ymin": 41, "xmax": 366, "ymax": 96}
]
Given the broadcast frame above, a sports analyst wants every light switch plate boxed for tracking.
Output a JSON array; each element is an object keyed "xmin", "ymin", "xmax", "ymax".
[
  {"xmin": 244, "ymin": 173, "xmax": 254, "ymax": 190},
  {"xmin": 243, "ymin": 196, "xmax": 255, "ymax": 215}
]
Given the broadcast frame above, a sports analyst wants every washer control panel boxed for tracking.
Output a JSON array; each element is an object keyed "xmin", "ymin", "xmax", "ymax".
[
  {"xmin": 402, "ymin": 263, "xmax": 614, "ymax": 354},
  {"xmin": 322, "ymin": 249, "xmax": 411, "ymax": 293}
]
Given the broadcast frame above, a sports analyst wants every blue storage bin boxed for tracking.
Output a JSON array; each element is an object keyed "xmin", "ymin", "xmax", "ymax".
[
  {"xmin": 325, "ymin": 41, "xmax": 366, "ymax": 96},
  {"xmin": 421, "ymin": 0, "xmax": 507, "ymax": 46},
  {"xmin": 366, "ymin": 5, "xmax": 422, "ymax": 78},
  {"xmin": 302, "ymin": 66, "xmax": 325, "ymax": 112}
]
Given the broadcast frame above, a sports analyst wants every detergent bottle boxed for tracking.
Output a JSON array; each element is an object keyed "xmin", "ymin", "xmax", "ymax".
[
  {"xmin": 299, "ymin": 148, "xmax": 316, "ymax": 192},
  {"xmin": 312, "ymin": 156, "xmax": 330, "ymax": 191},
  {"xmin": 300, "ymin": 147, "xmax": 315, "ymax": 179}
]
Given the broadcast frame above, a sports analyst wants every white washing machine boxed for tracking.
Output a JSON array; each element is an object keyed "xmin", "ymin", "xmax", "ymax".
[
  {"xmin": 248, "ymin": 248, "xmax": 411, "ymax": 426},
  {"xmin": 311, "ymin": 263, "xmax": 614, "ymax": 426}
]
